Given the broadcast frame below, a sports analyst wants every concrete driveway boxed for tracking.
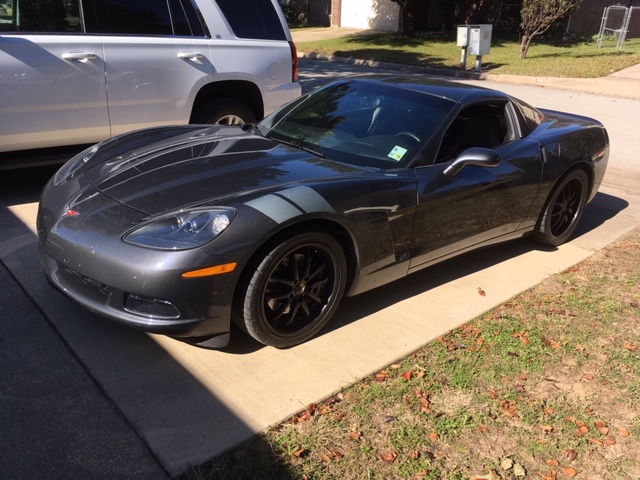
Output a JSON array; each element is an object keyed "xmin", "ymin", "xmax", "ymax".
[{"xmin": 2, "ymin": 60, "xmax": 640, "ymax": 477}]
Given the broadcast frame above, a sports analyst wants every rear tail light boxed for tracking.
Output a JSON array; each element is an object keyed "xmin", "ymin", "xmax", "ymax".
[{"xmin": 289, "ymin": 40, "xmax": 299, "ymax": 83}]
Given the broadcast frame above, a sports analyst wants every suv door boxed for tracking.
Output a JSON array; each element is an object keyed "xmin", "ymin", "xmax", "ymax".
[
  {"xmin": 0, "ymin": 0, "xmax": 109, "ymax": 153},
  {"xmin": 89, "ymin": 0, "xmax": 215, "ymax": 136}
]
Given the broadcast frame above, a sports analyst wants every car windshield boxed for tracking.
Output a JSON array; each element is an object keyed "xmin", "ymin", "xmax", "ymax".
[{"xmin": 258, "ymin": 79, "xmax": 455, "ymax": 169}]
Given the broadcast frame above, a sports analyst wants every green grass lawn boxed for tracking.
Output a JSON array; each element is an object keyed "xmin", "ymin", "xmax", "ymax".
[{"xmin": 295, "ymin": 31, "xmax": 640, "ymax": 78}]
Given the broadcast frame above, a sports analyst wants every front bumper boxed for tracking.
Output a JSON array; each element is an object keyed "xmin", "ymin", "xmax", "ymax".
[
  {"xmin": 39, "ymin": 251, "xmax": 233, "ymax": 339},
  {"xmin": 37, "ymin": 177, "xmax": 239, "ymax": 343}
]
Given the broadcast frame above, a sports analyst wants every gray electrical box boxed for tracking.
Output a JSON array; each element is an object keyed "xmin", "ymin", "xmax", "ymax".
[
  {"xmin": 457, "ymin": 25, "xmax": 470, "ymax": 47},
  {"xmin": 470, "ymin": 25, "xmax": 492, "ymax": 55},
  {"xmin": 457, "ymin": 24, "xmax": 492, "ymax": 55}
]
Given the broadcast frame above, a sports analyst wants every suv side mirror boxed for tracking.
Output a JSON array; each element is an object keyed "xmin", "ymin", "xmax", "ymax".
[{"xmin": 443, "ymin": 147, "xmax": 501, "ymax": 178}]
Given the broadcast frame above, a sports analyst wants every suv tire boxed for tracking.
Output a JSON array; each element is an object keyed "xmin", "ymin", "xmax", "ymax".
[{"xmin": 194, "ymin": 98, "xmax": 256, "ymax": 125}]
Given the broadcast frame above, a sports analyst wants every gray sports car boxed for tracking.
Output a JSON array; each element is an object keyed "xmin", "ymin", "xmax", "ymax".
[{"xmin": 37, "ymin": 76, "xmax": 609, "ymax": 348}]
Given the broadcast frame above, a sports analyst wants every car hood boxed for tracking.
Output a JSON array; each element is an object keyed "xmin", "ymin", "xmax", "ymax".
[{"xmin": 85, "ymin": 126, "xmax": 365, "ymax": 215}]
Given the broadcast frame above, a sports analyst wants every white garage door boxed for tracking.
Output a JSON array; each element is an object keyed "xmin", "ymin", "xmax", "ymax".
[{"xmin": 340, "ymin": 0, "xmax": 399, "ymax": 31}]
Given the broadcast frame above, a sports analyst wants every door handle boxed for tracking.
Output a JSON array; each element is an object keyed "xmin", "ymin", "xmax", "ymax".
[
  {"xmin": 62, "ymin": 53, "xmax": 97, "ymax": 62},
  {"xmin": 177, "ymin": 52, "xmax": 204, "ymax": 60}
]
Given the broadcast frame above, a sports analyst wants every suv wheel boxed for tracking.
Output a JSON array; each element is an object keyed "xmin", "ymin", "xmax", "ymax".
[{"xmin": 194, "ymin": 97, "xmax": 256, "ymax": 125}]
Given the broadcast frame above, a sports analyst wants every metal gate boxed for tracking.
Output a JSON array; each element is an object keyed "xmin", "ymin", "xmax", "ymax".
[{"xmin": 597, "ymin": 4, "xmax": 640, "ymax": 49}]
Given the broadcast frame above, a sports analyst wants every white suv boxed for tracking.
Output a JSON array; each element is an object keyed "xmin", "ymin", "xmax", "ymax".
[{"xmin": 0, "ymin": 0, "xmax": 301, "ymax": 168}]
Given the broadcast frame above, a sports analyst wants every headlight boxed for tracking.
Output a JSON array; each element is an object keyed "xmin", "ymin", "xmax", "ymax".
[
  {"xmin": 53, "ymin": 144, "xmax": 100, "ymax": 185},
  {"xmin": 123, "ymin": 208, "xmax": 236, "ymax": 250}
]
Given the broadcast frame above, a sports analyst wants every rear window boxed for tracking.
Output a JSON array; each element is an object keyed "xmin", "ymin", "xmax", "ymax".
[
  {"xmin": 215, "ymin": 0, "xmax": 286, "ymax": 40},
  {"xmin": 512, "ymin": 98, "xmax": 544, "ymax": 136}
]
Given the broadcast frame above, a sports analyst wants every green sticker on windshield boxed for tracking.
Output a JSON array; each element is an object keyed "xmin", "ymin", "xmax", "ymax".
[{"xmin": 388, "ymin": 146, "xmax": 408, "ymax": 161}]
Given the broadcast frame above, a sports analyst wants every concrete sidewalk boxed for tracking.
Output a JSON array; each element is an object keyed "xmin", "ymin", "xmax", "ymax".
[{"xmin": 292, "ymin": 27, "xmax": 640, "ymax": 100}]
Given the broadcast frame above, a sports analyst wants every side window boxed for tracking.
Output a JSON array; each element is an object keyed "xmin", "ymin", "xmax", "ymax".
[
  {"xmin": 169, "ymin": 0, "xmax": 205, "ymax": 36},
  {"xmin": 102, "ymin": 0, "xmax": 172, "ymax": 35},
  {"xmin": 0, "ymin": 0, "xmax": 83, "ymax": 33},
  {"xmin": 436, "ymin": 102, "xmax": 509, "ymax": 163},
  {"xmin": 512, "ymin": 98, "xmax": 544, "ymax": 137},
  {"xmin": 215, "ymin": 0, "xmax": 286, "ymax": 40}
]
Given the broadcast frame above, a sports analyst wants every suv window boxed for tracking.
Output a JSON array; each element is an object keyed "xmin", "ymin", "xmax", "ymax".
[
  {"xmin": 84, "ymin": 0, "xmax": 205, "ymax": 36},
  {"xmin": 100, "ymin": 0, "xmax": 173, "ymax": 35},
  {"xmin": 170, "ymin": 0, "xmax": 206, "ymax": 36},
  {"xmin": 215, "ymin": 0, "xmax": 285, "ymax": 40},
  {"xmin": 0, "ymin": 0, "xmax": 83, "ymax": 32}
]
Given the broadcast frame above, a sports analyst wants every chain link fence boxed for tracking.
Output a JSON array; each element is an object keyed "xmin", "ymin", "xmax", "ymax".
[{"xmin": 597, "ymin": 4, "xmax": 640, "ymax": 49}]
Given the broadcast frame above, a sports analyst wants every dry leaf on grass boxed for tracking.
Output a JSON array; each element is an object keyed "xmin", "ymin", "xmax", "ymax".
[
  {"xmin": 380, "ymin": 450, "xmax": 398, "ymax": 463},
  {"xmin": 564, "ymin": 448, "xmax": 578, "ymax": 461},
  {"xmin": 594, "ymin": 420, "xmax": 609, "ymax": 435},
  {"xmin": 292, "ymin": 447, "xmax": 307, "ymax": 458},
  {"xmin": 575, "ymin": 425, "xmax": 590, "ymax": 437},
  {"xmin": 539, "ymin": 425, "xmax": 554, "ymax": 434}
]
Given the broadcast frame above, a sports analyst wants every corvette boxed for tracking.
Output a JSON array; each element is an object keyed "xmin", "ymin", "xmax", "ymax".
[{"xmin": 37, "ymin": 76, "xmax": 609, "ymax": 348}]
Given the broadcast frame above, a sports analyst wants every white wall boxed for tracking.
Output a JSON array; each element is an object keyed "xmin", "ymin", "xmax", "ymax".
[{"xmin": 340, "ymin": 0, "xmax": 399, "ymax": 31}]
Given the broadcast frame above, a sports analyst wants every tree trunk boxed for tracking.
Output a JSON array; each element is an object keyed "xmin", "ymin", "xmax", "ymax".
[
  {"xmin": 401, "ymin": 6, "xmax": 415, "ymax": 36},
  {"xmin": 519, "ymin": 34, "xmax": 532, "ymax": 59}
]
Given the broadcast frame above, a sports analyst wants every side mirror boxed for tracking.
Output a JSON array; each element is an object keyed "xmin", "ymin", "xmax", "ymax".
[{"xmin": 443, "ymin": 147, "xmax": 501, "ymax": 178}]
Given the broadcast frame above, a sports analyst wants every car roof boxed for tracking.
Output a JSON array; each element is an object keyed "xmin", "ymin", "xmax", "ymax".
[{"xmin": 345, "ymin": 74, "xmax": 511, "ymax": 105}]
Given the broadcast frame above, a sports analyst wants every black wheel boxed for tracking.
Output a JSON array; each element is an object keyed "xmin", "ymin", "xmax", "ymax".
[
  {"xmin": 192, "ymin": 97, "xmax": 256, "ymax": 125},
  {"xmin": 236, "ymin": 233, "xmax": 347, "ymax": 348},
  {"xmin": 533, "ymin": 169, "xmax": 588, "ymax": 246}
]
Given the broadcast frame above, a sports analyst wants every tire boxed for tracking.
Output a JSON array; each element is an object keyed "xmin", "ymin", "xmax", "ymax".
[
  {"xmin": 533, "ymin": 169, "xmax": 588, "ymax": 247},
  {"xmin": 193, "ymin": 97, "xmax": 256, "ymax": 125},
  {"xmin": 236, "ymin": 232, "xmax": 347, "ymax": 348}
]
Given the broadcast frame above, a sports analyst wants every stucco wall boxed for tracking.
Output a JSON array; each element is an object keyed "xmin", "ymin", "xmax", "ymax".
[{"xmin": 340, "ymin": 0, "xmax": 400, "ymax": 31}]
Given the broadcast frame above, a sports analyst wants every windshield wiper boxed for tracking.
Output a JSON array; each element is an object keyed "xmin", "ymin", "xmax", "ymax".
[{"xmin": 271, "ymin": 137, "xmax": 325, "ymax": 158}]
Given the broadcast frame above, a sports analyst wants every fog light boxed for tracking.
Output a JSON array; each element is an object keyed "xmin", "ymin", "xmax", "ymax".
[{"xmin": 125, "ymin": 294, "xmax": 180, "ymax": 319}]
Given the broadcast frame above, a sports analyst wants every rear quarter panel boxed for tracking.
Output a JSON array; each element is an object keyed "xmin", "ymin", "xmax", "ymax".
[{"xmin": 530, "ymin": 110, "xmax": 609, "ymax": 206}]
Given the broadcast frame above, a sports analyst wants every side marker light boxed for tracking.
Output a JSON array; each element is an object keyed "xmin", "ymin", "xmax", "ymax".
[{"xmin": 182, "ymin": 262, "xmax": 237, "ymax": 278}]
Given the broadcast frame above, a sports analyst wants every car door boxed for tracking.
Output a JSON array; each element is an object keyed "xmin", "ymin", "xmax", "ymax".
[
  {"xmin": 92, "ymin": 0, "xmax": 214, "ymax": 136},
  {"xmin": 408, "ymin": 101, "xmax": 543, "ymax": 272},
  {"xmin": 0, "ymin": 0, "xmax": 109, "ymax": 152}
]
